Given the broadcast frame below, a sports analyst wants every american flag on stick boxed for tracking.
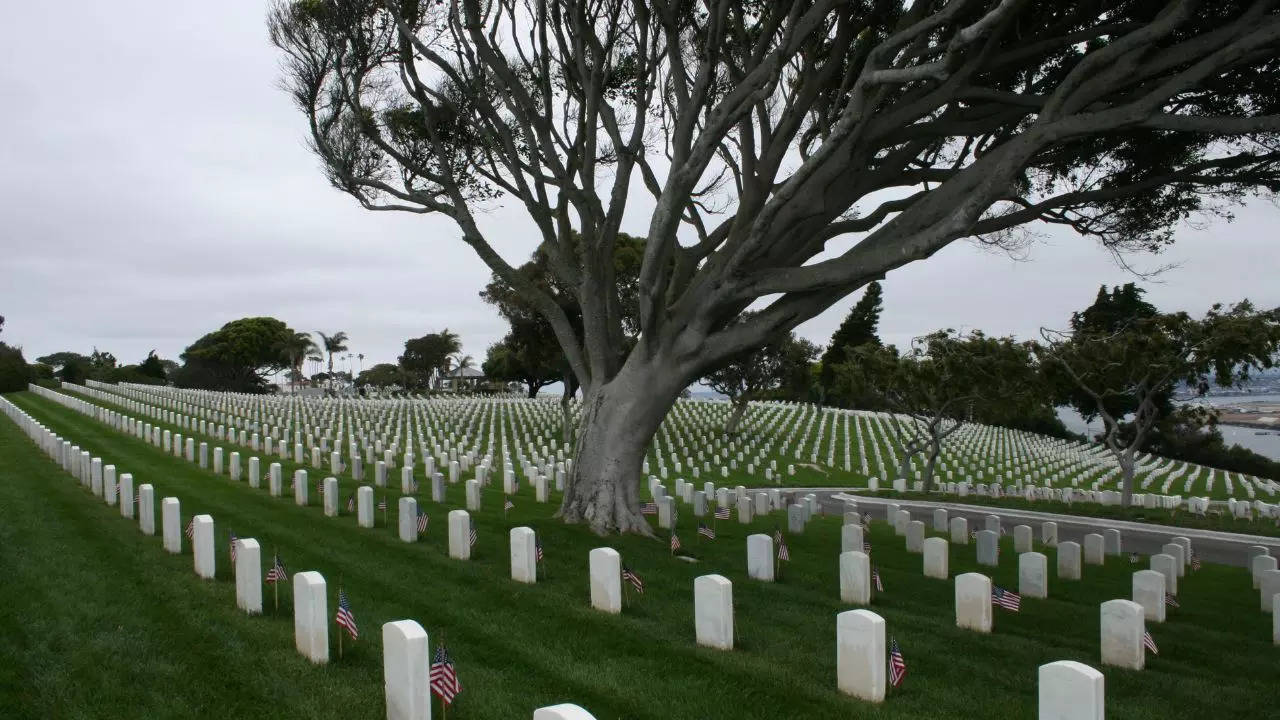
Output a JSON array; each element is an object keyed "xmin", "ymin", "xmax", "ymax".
[
  {"xmin": 992, "ymin": 586, "xmax": 1021, "ymax": 612},
  {"xmin": 1129, "ymin": 552, "xmax": 1140, "ymax": 564},
  {"xmin": 504, "ymin": 498, "xmax": 515, "ymax": 511},
  {"xmin": 265, "ymin": 554, "xmax": 288, "ymax": 584},
  {"xmin": 640, "ymin": 502, "xmax": 658, "ymax": 516},
  {"xmin": 1164, "ymin": 593, "xmax": 1180, "ymax": 608},
  {"xmin": 1190, "ymin": 552, "xmax": 1201, "ymax": 571},
  {"xmin": 535, "ymin": 537, "xmax": 544, "ymax": 562},
  {"xmin": 888, "ymin": 637, "xmax": 907, "ymax": 688},
  {"xmin": 469, "ymin": 520, "xmax": 477, "ymax": 547},
  {"xmin": 777, "ymin": 537, "xmax": 790, "ymax": 562},
  {"xmin": 715, "ymin": 506, "xmax": 731, "ymax": 520},
  {"xmin": 184, "ymin": 517, "xmax": 195, "ymax": 540},
  {"xmin": 1142, "ymin": 630, "xmax": 1159, "ymax": 655},
  {"xmin": 417, "ymin": 509, "xmax": 429, "ymax": 533},
  {"xmin": 229, "ymin": 532, "xmax": 237, "ymax": 565},
  {"xmin": 872, "ymin": 566, "xmax": 884, "ymax": 592},
  {"xmin": 335, "ymin": 588, "xmax": 359, "ymax": 640},
  {"xmin": 621, "ymin": 565, "xmax": 645, "ymax": 593},
  {"xmin": 347, "ymin": 495, "xmax": 355, "ymax": 512},
  {"xmin": 430, "ymin": 644, "xmax": 460, "ymax": 705},
  {"xmin": 698, "ymin": 523, "xmax": 715, "ymax": 540},
  {"xmin": 863, "ymin": 541, "xmax": 872, "ymax": 553},
  {"xmin": 378, "ymin": 496, "xmax": 387, "ymax": 511},
  {"xmin": 670, "ymin": 534, "xmax": 681, "ymax": 553}
]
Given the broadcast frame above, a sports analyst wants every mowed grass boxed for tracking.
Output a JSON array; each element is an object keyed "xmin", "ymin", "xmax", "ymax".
[{"xmin": 2, "ymin": 390, "xmax": 1277, "ymax": 719}]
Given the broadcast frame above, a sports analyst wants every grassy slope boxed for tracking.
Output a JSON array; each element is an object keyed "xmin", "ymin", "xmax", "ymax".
[{"xmin": 3, "ymin": 390, "xmax": 1276, "ymax": 719}]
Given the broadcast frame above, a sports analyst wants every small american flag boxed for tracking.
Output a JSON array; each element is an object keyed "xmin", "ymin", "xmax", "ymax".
[
  {"xmin": 1129, "ymin": 552, "xmax": 1140, "ymax": 564},
  {"xmin": 430, "ymin": 644, "xmax": 460, "ymax": 704},
  {"xmin": 335, "ymin": 588, "xmax": 359, "ymax": 640},
  {"xmin": 184, "ymin": 517, "xmax": 195, "ymax": 540},
  {"xmin": 1190, "ymin": 552, "xmax": 1201, "ymax": 571},
  {"xmin": 698, "ymin": 523, "xmax": 715, "ymax": 539},
  {"xmin": 346, "ymin": 495, "xmax": 355, "ymax": 512},
  {"xmin": 1164, "ymin": 593, "xmax": 1180, "ymax": 608},
  {"xmin": 409, "ymin": 478, "xmax": 419, "ymax": 493},
  {"xmin": 378, "ymin": 496, "xmax": 387, "ymax": 511},
  {"xmin": 265, "ymin": 554, "xmax": 288, "ymax": 584},
  {"xmin": 863, "ymin": 541, "xmax": 872, "ymax": 553},
  {"xmin": 135, "ymin": 492, "xmax": 141, "ymax": 505},
  {"xmin": 640, "ymin": 502, "xmax": 658, "ymax": 515},
  {"xmin": 715, "ymin": 506, "xmax": 731, "ymax": 520},
  {"xmin": 992, "ymin": 586, "xmax": 1021, "ymax": 612},
  {"xmin": 777, "ymin": 537, "xmax": 790, "ymax": 562},
  {"xmin": 229, "ymin": 532, "xmax": 237, "ymax": 564},
  {"xmin": 621, "ymin": 565, "xmax": 645, "ymax": 593},
  {"xmin": 872, "ymin": 566, "xmax": 884, "ymax": 592},
  {"xmin": 969, "ymin": 531, "xmax": 977, "ymax": 540},
  {"xmin": 1142, "ymin": 630, "xmax": 1159, "ymax": 655},
  {"xmin": 773, "ymin": 528, "xmax": 784, "ymax": 545},
  {"xmin": 535, "ymin": 537, "xmax": 544, "ymax": 562},
  {"xmin": 417, "ymin": 509, "xmax": 429, "ymax": 533},
  {"xmin": 469, "ymin": 521, "xmax": 477, "ymax": 547},
  {"xmin": 888, "ymin": 637, "xmax": 907, "ymax": 687},
  {"xmin": 670, "ymin": 534, "xmax": 681, "ymax": 552},
  {"xmin": 504, "ymin": 499, "xmax": 515, "ymax": 511}
]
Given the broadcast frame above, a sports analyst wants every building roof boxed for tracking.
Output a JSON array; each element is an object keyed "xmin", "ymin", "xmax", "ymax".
[{"xmin": 448, "ymin": 366, "xmax": 485, "ymax": 378}]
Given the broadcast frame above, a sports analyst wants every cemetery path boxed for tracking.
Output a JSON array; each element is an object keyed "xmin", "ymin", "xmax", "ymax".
[{"xmin": 796, "ymin": 490, "xmax": 1280, "ymax": 567}]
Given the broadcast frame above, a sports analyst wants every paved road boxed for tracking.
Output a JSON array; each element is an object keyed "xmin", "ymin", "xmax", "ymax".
[{"xmin": 782, "ymin": 488, "xmax": 1279, "ymax": 568}]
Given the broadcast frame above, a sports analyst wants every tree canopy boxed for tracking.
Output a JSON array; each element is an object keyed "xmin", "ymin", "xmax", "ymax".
[
  {"xmin": 271, "ymin": 0, "xmax": 1280, "ymax": 533},
  {"xmin": 398, "ymin": 329, "xmax": 462, "ymax": 390},
  {"xmin": 819, "ymin": 280, "xmax": 884, "ymax": 406},
  {"xmin": 174, "ymin": 317, "xmax": 299, "ymax": 392}
]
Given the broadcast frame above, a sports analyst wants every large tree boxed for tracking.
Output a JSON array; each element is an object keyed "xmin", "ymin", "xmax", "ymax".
[
  {"xmin": 1041, "ymin": 300, "xmax": 1280, "ymax": 506},
  {"xmin": 272, "ymin": 1, "xmax": 1280, "ymax": 533},
  {"xmin": 398, "ymin": 329, "xmax": 462, "ymax": 390},
  {"xmin": 175, "ymin": 317, "xmax": 299, "ymax": 392}
]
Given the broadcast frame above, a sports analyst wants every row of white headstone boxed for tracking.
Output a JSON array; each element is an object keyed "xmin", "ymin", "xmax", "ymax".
[{"xmin": 4, "ymin": 394, "xmax": 604, "ymax": 720}]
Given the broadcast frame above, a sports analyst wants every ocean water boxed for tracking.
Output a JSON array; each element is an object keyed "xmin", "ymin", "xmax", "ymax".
[{"xmin": 1056, "ymin": 394, "xmax": 1280, "ymax": 462}]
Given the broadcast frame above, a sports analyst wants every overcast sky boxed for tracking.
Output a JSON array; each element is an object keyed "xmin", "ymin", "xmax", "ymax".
[{"xmin": 3, "ymin": 3, "xmax": 1278, "ymax": 378}]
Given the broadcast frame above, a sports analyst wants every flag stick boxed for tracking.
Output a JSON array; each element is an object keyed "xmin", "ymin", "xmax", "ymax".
[{"xmin": 337, "ymin": 574, "xmax": 343, "ymax": 659}]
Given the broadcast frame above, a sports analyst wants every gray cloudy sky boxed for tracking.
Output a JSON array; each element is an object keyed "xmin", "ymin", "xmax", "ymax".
[{"xmin": 3, "ymin": 3, "xmax": 1278, "ymax": 376}]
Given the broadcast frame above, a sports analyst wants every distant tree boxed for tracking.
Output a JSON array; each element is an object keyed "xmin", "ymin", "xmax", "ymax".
[
  {"xmin": 840, "ymin": 331, "xmax": 1045, "ymax": 491},
  {"xmin": 279, "ymin": 331, "xmax": 319, "ymax": 391},
  {"xmin": 0, "ymin": 343, "xmax": 29, "ymax": 392},
  {"xmin": 819, "ymin": 281, "xmax": 884, "ymax": 407},
  {"xmin": 138, "ymin": 351, "xmax": 167, "ymax": 382},
  {"xmin": 313, "ymin": 330, "xmax": 349, "ymax": 378},
  {"xmin": 772, "ymin": 337, "xmax": 822, "ymax": 402},
  {"xmin": 483, "ymin": 321, "xmax": 561, "ymax": 398},
  {"xmin": 1041, "ymin": 301, "xmax": 1280, "ymax": 506},
  {"xmin": 159, "ymin": 358, "xmax": 180, "ymax": 377},
  {"xmin": 175, "ymin": 317, "xmax": 299, "ymax": 393},
  {"xmin": 36, "ymin": 351, "xmax": 90, "ymax": 372},
  {"xmin": 702, "ymin": 316, "xmax": 792, "ymax": 435},
  {"xmin": 1057, "ymin": 284, "xmax": 1162, "ymax": 422},
  {"xmin": 398, "ymin": 330, "xmax": 462, "ymax": 390},
  {"xmin": 356, "ymin": 363, "xmax": 404, "ymax": 388},
  {"xmin": 58, "ymin": 356, "xmax": 89, "ymax": 385}
]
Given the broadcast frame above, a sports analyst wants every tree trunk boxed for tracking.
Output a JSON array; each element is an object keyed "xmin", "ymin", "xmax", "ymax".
[
  {"xmin": 559, "ymin": 358, "xmax": 682, "ymax": 535},
  {"xmin": 896, "ymin": 447, "xmax": 916, "ymax": 485},
  {"xmin": 725, "ymin": 397, "xmax": 748, "ymax": 435},
  {"xmin": 1119, "ymin": 453, "xmax": 1136, "ymax": 508},
  {"xmin": 526, "ymin": 381, "xmax": 538, "ymax": 399},
  {"xmin": 922, "ymin": 440, "xmax": 941, "ymax": 492}
]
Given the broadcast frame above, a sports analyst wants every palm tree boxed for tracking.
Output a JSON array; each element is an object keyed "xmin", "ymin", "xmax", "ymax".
[
  {"xmin": 357, "ymin": 353, "xmax": 365, "ymax": 376},
  {"xmin": 278, "ymin": 331, "xmax": 319, "ymax": 392},
  {"xmin": 314, "ymin": 331, "xmax": 349, "ymax": 377}
]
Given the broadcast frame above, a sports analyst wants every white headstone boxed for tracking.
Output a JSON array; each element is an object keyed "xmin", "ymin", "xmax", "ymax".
[
  {"xmin": 1057, "ymin": 541, "xmax": 1082, "ymax": 580},
  {"xmin": 192, "ymin": 514, "xmax": 215, "ymax": 579},
  {"xmin": 906, "ymin": 520, "xmax": 926, "ymax": 554},
  {"xmin": 533, "ymin": 705, "xmax": 598, "ymax": 720},
  {"xmin": 1259, "ymin": 569, "xmax": 1280, "ymax": 613},
  {"xmin": 1151, "ymin": 553, "xmax": 1178, "ymax": 596},
  {"xmin": 1041, "ymin": 522, "xmax": 1058, "ymax": 547},
  {"xmin": 138, "ymin": 483, "xmax": 154, "ymax": 533},
  {"xmin": 589, "ymin": 547, "xmax": 622, "ymax": 614},
  {"xmin": 119, "ymin": 473, "xmax": 134, "ymax": 518},
  {"xmin": 1252, "ymin": 554, "xmax": 1278, "ymax": 589},
  {"xmin": 955, "ymin": 572, "xmax": 992, "ymax": 633},
  {"xmin": 324, "ymin": 477, "xmax": 339, "ymax": 517},
  {"xmin": 1131, "ymin": 570, "xmax": 1166, "ymax": 623},
  {"xmin": 398, "ymin": 497, "xmax": 419, "ymax": 543},
  {"xmin": 836, "ymin": 609, "xmax": 885, "ymax": 703},
  {"xmin": 358, "ymin": 486, "xmax": 374, "ymax": 528},
  {"xmin": 235, "ymin": 537, "xmax": 262, "ymax": 614},
  {"xmin": 694, "ymin": 574, "xmax": 734, "ymax": 650},
  {"xmin": 1038, "ymin": 660, "xmax": 1104, "ymax": 720},
  {"xmin": 923, "ymin": 537, "xmax": 949, "ymax": 579},
  {"xmin": 747, "ymin": 534, "xmax": 775, "ymax": 582},
  {"xmin": 162, "ymin": 497, "xmax": 181, "ymax": 554},
  {"xmin": 293, "ymin": 571, "xmax": 329, "ymax": 664},
  {"xmin": 950, "ymin": 517, "xmax": 968, "ymax": 544},
  {"xmin": 976, "ymin": 530, "xmax": 999, "ymax": 567},
  {"xmin": 295, "ymin": 469, "xmax": 309, "ymax": 506},
  {"xmin": 448, "ymin": 510, "xmax": 472, "ymax": 560},
  {"xmin": 841, "ymin": 524, "xmax": 864, "ymax": 554},
  {"xmin": 383, "ymin": 620, "xmax": 431, "ymax": 720},
  {"xmin": 1099, "ymin": 599, "xmax": 1145, "ymax": 670},
  {"xmin": 466, "ymin": 479, "xmax": 481, "ymax": 511},
  {"xmin": 1013, "ymin": 525, "xmax": 1032, "ymax": 554},
  {"xmin": 1083, "ymin": 534, "xmax": 1105, "ymax": 565},
  {"xmin": 1020, "ymin": 551, "xmax": 1048, "ymax": 599},
  {"xmin": 510, "ymin": 526, "xmax": 537, "ymax": 584}
]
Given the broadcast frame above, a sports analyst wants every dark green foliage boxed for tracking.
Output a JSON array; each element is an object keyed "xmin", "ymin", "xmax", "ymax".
[
  {"xmin": 0, "ymin": 343, "xmax": 30, "ymax": 393},
  {"xmin": 58, "ymin": 357, "xmax": 89, "ymax": 385},
  {"xmin": 398, "ymin": 330, "xmax": 461, "ymax": 390},
  {"xmin": 138, "ymin": 351, "xmax": 168, "ymax": 382},
  {"xmin": 819, "ymin": 281, "xmax": 883, "ymax": 406},
  {"xmin": 355, "ymin": 363, "xmax": 405, "ymax": 388},
  {"xmin": 35, "ymin": 351, "xmax": 90, "ymax": 371},
  {"xmin": 175, "ymin": 317, "xmax": 300, "ymax": 393},
  {"xmin": 482, "ymin": 322, "xmax": 561, "ymax": 398}
]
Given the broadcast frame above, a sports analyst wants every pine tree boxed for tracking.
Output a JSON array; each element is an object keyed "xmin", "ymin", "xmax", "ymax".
[{"xmin": 819, "ymin": 281, "xmax": 883, "ymax": 406}]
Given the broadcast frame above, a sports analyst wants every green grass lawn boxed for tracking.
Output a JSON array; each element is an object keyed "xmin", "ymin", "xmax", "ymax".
[{"xmin": 2, "ymin": 389, "xmax": 1276, "ymax": 719}]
